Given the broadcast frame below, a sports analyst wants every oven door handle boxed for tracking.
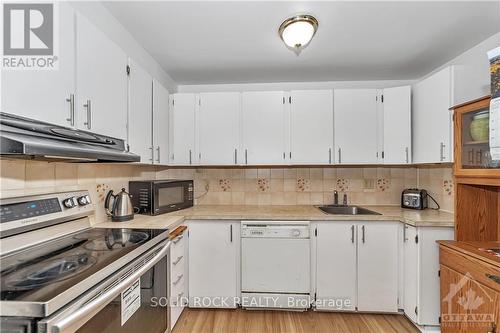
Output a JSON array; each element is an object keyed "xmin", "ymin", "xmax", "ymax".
[{"xmin": 44, "ymin": 240, "xmax": 170, "ymax": 333}]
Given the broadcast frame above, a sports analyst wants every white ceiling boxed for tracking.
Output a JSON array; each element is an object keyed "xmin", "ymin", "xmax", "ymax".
[{"xmin": 103, "ymin": 1, "xmax": 500, "ymax": 85}]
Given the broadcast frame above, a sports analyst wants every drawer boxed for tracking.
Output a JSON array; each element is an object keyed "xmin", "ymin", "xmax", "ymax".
[
  {"xmin": 170, "ymin": 233, "xmax": 185, "ymax": 260},
  {"xmin": 170, "ymin": 253, "xmax": 185, "ymax": 278},
  {"xmin": 170, "ymin": 270, "xmax": 186, "ymax": 297},
  {"xmin": 170, "ymin": 302, "xmax": 185, "ymax": 329}
]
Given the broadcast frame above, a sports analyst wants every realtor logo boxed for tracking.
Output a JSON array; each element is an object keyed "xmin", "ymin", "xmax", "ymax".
[{"xmin": 2, "ymin": 2, "xmax": 59, "ymax": 70}]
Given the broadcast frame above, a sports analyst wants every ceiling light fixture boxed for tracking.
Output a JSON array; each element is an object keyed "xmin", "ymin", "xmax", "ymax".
[{"xmin": 279, "ymin": 14, "xmax": 318, "ymax": 55}]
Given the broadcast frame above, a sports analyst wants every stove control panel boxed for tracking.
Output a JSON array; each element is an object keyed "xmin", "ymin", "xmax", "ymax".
[{"xmin": 0, "ymin": 198, "xmax": 61, "ymax": 223}]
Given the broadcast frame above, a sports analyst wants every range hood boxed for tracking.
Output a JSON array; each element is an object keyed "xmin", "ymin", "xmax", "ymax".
[{"xmin": 0, "ymin": 112, "xmax": 140, "ymax": 162}]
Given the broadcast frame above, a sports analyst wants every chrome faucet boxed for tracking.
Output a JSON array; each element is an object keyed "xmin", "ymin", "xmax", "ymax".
[
  {"xmin": 343, "ymin": 193, "xmax": 348, "ymax": 206},
  {"xmin": 333, "ymin": 190, "xmax": 339, "ymax": 206}
]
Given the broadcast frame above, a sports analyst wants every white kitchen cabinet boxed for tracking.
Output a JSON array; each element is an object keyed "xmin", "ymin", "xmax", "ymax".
[
  {"xmin": 188, "ymin": 220, "xmax": 239, "ymax": 308},
  {"xmin": 76, "ymin": 13, "xmax": 128, "ymax": 140},
  {"xmin": 152, "ymin": 80, "xmax": 169, "ymax": 165},
  {"xmin": 128, "ymin": 59, "xmax": 152, "ymax": 163},
  {"xmin": 413, "ymin": 66, "xmax": 454, "ymax": 163},
  {"xmin": 169, "ymin": 93, "xmax": 196, "ymax": 165},
  {"xmin": 315, "ymin": 222, "xmax": 357, "ymax": 311},
  {"xmin": 403, "ymin": 225, "xmax": 454, "ymax": 327},
  {"xmin": 334, "ymin": 89, "xmax": 379, "ymax": 164},
  {"xmin": 357, "ymin": 221, "xmax": 399, "ymax": 312},
  {"xmin": 242, "ymin": 91, "xmax": 286, "ymax": 165},
  {"xmin": 198, "ymin": 92, "xmax": 240, "ymax": 165},
  {"xmin": 382, "ymin": 86, "xmax": 412, "ymax": 164},
  {"xmin": 289, "ymin": 90, "xmax": 334, "ymax": 165},
  {"xmin": 1, "ymin": 2, "xmax": 76, "ymax": 127}
]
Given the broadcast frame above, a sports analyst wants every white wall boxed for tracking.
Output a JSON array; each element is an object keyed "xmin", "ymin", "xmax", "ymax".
[
  {"xmin": 177, "ymin": 80, "xmax": 415, "ymax": 93},
  {"xmin": 70, "ymin": 1, "xmax": 177, "ymax": 93},
  {"xmin": 418, "ymin": 32, "xmax": 500, "ymax": 106}
]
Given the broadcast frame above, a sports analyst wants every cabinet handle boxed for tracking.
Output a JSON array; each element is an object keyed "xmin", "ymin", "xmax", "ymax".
[
  {"xmin": 173, "ymin": 235, "xmax": 183, "ymax": 244},
  {"xmin": 83, "ymin": 99, "xmax": 92, "ymax": 129},
  {"xmin": 230, "ymin": 224, "xmax": 233, "ymax": 242},
  {"xmin": 189, "ymin": 149, "xmax": 192, "ymax": 165},
  {"xmin": 405, "ymin": 147, "xmax": 409, "ymax": 163},
  {"xmin": 289, "ymin": 152, "xmax": 292, "ymax": 160},
  {"xmin": 245, "ymin": 149, "xmax": 248, "ymax": 165},
  {"xmin": 362, "ymin": 225, "xmax": 365, "ymax": 243},
  {"xmin": 283, "ymin": 152, "xmax": 286, "ymax": 160},
  {"xmin": 173, "ymin": 274, "xmax": 184, "ymax": 285},
  {"xmin": 338, "ymin": 148, "xmax": 342, "ymax": 164},
  {"xmin": 156, "ymin": 146, "xmax": 160, "ymax": 163},
  {"xmin": 440, "ymin": 142, "xmax": 445, "ymax": 161},
  {"xmin": 173, "ymin": 255, "xmax": 184, "ymax": 265},
  {"xmin": 66, "ymin": 94, "xmax": 75, "ymax": 126},
  {"xmin": 329, "ymin": 148, "xmax": 332, "ymax": 164},
  {"xmin": 149, "ymin": 146, "xmax": 154, "ymax": 162},
  {"xmin": 351, "ymin": 225, "xmax": 355, "ymax": 243},
  {"xmin": 403, "ymin": 224, "xmax": 408, "ymax": 242},
  {"xmin": 234, "ymin": 149, "xmax": 238, "ymax": 164},
  {"xmin": 486, "ymin": 273, "xmax": 500, "ymax": 284}
]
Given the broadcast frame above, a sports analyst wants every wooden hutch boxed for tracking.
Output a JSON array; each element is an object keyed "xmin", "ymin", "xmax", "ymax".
[{"xmin": 438, "ymin": 96, "xmax": 500, "ymax": 333}]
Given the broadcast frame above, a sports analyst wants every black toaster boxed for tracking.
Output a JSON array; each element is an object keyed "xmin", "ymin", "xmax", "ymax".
[{"xmin": 401, "ymin": 189, "xmax": 428, "ymax": 210}]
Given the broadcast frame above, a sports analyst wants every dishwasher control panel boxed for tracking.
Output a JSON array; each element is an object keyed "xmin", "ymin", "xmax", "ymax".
[{"xmin": 241, "ymin": 221, "xmax": 310, "ymax": 239}]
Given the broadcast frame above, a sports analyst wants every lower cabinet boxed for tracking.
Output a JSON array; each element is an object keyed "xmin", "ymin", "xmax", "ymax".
[
  {"xmin": 188, "ymin": 220, "xmax": 239, "ymax": 308},
  {"xmin": 170, "ymin": 226, "xmax": 188, "ymax": 329},
  {"xmin": 315, "ymin": 221, "xmax": 399, "ymax": 313},
  {"xmin": 403, "ymin": 226, "xmax": 454, "ymax": 327}
]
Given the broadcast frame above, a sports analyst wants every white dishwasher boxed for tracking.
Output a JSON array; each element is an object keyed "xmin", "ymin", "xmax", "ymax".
[{"xmin": 241, "ymin": 221, "xmax": 311, "ymax": 310}]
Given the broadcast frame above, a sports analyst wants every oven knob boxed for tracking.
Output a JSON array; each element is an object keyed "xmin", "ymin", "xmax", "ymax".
[
  {"xmin": 63, "ymin": 197, "xmax": 78, "ymax": 208},
  {"xmin": 292, "ymin": 229, "xmax": 301, "ymax": 237},
  {"xmin": 77, "ymin": 195, "xmax": 91, "ymax": 206}
]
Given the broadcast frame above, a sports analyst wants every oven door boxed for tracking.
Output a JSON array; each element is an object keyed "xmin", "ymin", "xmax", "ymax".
[
  {"xmin": 153, "ymin": 182, "xmax": 192, "ymax": 215},
  {"xmin": 39, "ymin": 241, "xmax": 170, "ymax": 333}
]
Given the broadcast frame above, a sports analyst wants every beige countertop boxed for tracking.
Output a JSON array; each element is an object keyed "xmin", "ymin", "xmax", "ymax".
[{"xmin": 93, "ymin": 205, "xmax": 454, "ymax": 230}]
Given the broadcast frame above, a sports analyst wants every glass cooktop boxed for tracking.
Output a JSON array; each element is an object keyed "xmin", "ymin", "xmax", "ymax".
[{"xmin": 0, "ymin": 228, "xmax": 167, "ymax": 303}]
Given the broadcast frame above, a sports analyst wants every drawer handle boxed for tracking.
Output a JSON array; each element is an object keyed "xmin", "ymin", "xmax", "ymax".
[
  {"xmin": 173, "ymin": 235, "xmax": 183, "ymax": 244},
  {"xmin": 173, "ymin": 292, "xmax": 185, "ymax": 307},
  {"xmin": 173, "ymin": 255, "xmax": 184, "ymax": 265},
  {"xmin": 173, "ymin": 274, "xmax": 184, "ymax": 285},
  {"xmin": 486, "ymin": 273, "xmax": 500, "ymax": 284}
]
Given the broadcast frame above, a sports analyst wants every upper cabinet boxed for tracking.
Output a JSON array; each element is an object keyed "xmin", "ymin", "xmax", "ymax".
[
  {"xmin": 169, "ymin": 93, "xmax": 197, "ymax": 165},
  {"xmin": 382, "ymin": 86, "xmax": 412, "ymax": 164},
  {"xmin": 1, "ymin": 2, "xmax": 76, "ymax": 127},
  {"xmin": 334, "ymin": 89, "xmax": 378, "ymax": 164},
  {"xmin": 153, "ymin": 80, "xmax": 170, "ymax": 165},
  {"xmin": 289, "ymin": 90, "xmax": 334, "ymax": 165},
  {"xmin": 198, "ymin": 93, "xmax": 240, "ymax": 165},
  {"xmin": 413, "ymin": 66, "xmax": 454, "ymax": 163},
  {"xmin": 242, "ymin": 91, "xmax": 286, "ymax": 165},
  {"xmin": 128, "ymin": 59, "xmax": 153, "ymax": 163},
  {"xmin": 76, "ymin": 13, "xmax": 128, "ymax": 140}
]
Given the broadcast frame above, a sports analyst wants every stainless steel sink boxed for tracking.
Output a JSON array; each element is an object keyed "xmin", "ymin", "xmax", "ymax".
[{"xmin": 317, "ymin": 205, "xmax": 381, "ymax": 215}]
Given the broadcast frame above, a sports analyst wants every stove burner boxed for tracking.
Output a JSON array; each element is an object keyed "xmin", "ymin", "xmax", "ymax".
[
  {"xmin": 83, "ymin": 230, "xmax": 149, "ymax": 251},
  {"xmin": 3, "ymin": 254, "xmax": 96, "ymax": 291}
]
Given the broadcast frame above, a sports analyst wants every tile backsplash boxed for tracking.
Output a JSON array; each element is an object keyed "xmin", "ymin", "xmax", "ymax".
[{"xmin": 0, "ymin": 159, "xmax": 455, "ymax": 225}]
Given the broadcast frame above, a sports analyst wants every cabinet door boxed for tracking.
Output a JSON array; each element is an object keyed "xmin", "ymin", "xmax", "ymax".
[
  {"xmin": 128, "ymin": 59, "xmax": 152, "ymax": 163},
  {"xmin": 413, "ymin": 66, "xmax": 454, "ymax": 163},
  {"xmin": 383, "ymin": 86, "xmax": 412, "ymax": 164},
  {"xmin": 76, "ymin": 13, "xmax": 128, "ymax": 139},
  {"xmin": 289, "ymin": 90, "xmax": 333, "ymax": 165},
  {"xmin": 1, "ymin": 2, "xmax": 76, "ymax": 127},
  {"xmin": 358, "ymin": 222, "xmax": 399, "ymax": 312},
  {"xmin": 334, "ymin": 89, "xmax": 378, "ymax": 164},
  {"xmin": 403, "ymin": 225, "xmax": 419, "ymax": 323},
  {"xmin": 315, "ymin": 222, "xmax": 357, "ymax": 311},
  {"xmin": 153, "ymin": 80, "xmax": 169, "ymax": 165},
  {"xmin": 242, "ymin": 91, "xmax": 285, "ymax": 165},
  {"xmin": 188, "ymin": 221, "xmax": 238, "ymax": 308},
  {"xmin": 170, "ymin": 93, "xmax": 196, "ymax": 165},
  {"xmin": 198, "ymin": 93, "xmax": 240, "ymax": 165}
]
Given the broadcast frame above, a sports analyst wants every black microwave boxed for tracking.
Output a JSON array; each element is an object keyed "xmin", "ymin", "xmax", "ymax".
[{"xmin": 129, "ymin": 180, "xmax": 194, "ymax": 215}]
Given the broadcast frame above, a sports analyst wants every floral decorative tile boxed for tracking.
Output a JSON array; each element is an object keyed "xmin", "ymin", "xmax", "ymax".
[
  {"xmin": 336, "ymin": 178, "xmax": 349, "ymax": 192},
  {"xmin": 443, "ymin": 179, "xmax": 453, "ymax": 196},
  {"xmin": 219, "ymin": 179, "xmax": 231, "ymax": 192},
  {"xmin": 96, "ymin": 183, "xmax": 110, "ymax": 203},
  {"xmin": 376, "ymin": 178, "xmax": 390, "ymax": 192},
  {"xmin": 297, "ymin": 178, "xmax": 310, "ymax": 192},
  {"xmin": 257, "ymin": 178, "xmax": 270, "ymax": 192}
]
